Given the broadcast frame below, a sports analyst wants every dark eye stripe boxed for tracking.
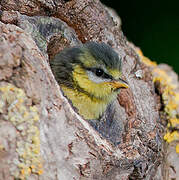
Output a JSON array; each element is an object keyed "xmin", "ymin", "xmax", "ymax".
[
  {"xmin": 102, "ymin": 72, "xmax": 113, "ymax": 79},
  {"xmin": 85, "ymin": 67, "xmax": 113, "ymax": 80}
]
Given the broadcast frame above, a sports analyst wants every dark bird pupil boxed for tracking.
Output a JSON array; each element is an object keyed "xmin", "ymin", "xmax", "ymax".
[{"xmin": 95, "ymin": 69, "xmax": 104, "ymax": 77}]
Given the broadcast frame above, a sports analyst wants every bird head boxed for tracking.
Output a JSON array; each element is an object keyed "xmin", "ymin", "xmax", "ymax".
[
  {"xmin": 50, "ymin": 42, "xmax": 128, "ymax": 118},
  {"xmin": 50, "ymin": 42, "xmax": 128, "ymax": 101}
]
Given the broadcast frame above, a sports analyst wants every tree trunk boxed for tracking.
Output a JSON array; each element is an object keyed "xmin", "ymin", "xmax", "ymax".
[{"xmin": 0, "ymin": 0, "xmax": 178, "ymax": 179}]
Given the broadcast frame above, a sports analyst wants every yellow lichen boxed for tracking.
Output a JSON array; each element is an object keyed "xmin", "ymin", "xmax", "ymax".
[
  {"xmin": 165, "ymin": 100, "xmax": 177, "ymax": 115},
  {"xmin": 164, "ymin": 131, "xmax": 179, "ymax": 143},
  {"xmin": 136, "ymin": 49, "xmax": 179, "ymax": 153},
  {"xmin": 175, "ymin": 92, "xmax": 179, "ymax": 102},
  {"xmin": 136, "ymin": 49, "xmax": 157, "ymax": 67},
  {"xmin": 176, "ymin": 144, "xmax": 179, "ymax": 153},
  {"xmin": 169, "ymin": 118, "xmax": 179, "ymax": 127},
  {"xmin": 0, "ymin": 83, "xmax": 43, "ymax": 179}
]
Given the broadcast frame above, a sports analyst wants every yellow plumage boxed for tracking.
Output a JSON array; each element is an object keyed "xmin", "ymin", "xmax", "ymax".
[
  {"xmin": 62, "ymin": 65, "xmax": 118, "ymax": 119},
  {"xmin": 50, "ymin": 42, "xmax": 128, "ymax": 120}
]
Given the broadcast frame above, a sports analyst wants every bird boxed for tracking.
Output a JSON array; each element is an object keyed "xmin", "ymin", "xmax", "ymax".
[{"xmin": 50, "ymin": 42, "xmax": 128, "ymax": 120}]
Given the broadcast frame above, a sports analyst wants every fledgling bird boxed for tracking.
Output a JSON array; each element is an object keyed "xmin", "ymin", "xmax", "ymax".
[{"xmin": 50, "ymin": 42, "xmax": 128, "ymax": 120}]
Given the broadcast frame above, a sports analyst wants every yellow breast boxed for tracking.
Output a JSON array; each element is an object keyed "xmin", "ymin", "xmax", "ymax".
[
  {"xmin": 61, "ymin": 85, "xmax": 116, "ymax": 119},
  {"xmin": 61, "ymin": 65, "xmax": 119, "ymax": 119}
]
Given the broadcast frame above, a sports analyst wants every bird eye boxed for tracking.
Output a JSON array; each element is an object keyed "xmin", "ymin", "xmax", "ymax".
[{"xmin": 95, "ymin": 68, "xmax": 104, "ymax": 77}]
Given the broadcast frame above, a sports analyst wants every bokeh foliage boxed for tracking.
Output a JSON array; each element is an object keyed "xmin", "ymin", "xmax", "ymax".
[{"xmin": 102, "ymin": 0, "xmax": 179, "ymax": 73}]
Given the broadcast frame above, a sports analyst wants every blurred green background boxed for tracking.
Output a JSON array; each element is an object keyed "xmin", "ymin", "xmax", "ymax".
[{"xmin": 101, "ymin": 0, "xmax": 179, "ymax": 74}]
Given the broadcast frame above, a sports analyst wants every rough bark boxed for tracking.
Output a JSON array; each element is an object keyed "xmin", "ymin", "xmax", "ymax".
[{"xmin": 0, "ymin": 0, "xmax": 178, "ymax": 179}]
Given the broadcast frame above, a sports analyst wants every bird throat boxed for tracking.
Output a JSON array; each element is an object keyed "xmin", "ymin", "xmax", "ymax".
[{"xmin": 61, "ymin": 85, "xmax": 114, "ymax": 120}]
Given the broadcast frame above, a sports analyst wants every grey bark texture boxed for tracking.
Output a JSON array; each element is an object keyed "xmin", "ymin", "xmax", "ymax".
[{"xmin": 0, "ymin": 0, "xmax": 178, "ymax": 179}]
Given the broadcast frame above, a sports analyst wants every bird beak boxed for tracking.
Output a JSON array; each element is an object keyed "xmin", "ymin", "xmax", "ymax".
[{"xmin": 107, "ymin": 78, "xmax": 129, "ymax": 89}]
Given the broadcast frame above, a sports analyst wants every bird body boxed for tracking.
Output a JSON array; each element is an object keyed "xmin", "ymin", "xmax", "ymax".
[
  {"xmin": 50, "ymin": 42, "xmax": 128, "ymax": 120},
  {"xmin": 61, "ymin": 85, "xmax": 112, "ymax": 120}
]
